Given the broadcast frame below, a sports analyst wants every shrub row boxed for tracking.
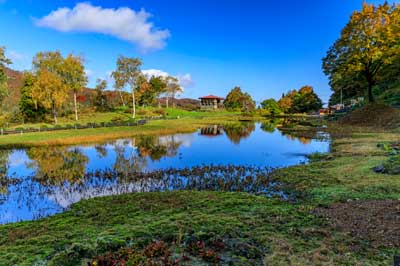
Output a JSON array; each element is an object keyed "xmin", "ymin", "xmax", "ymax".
[{"xmin": 0, "ymin": 120, "xmax": 149, "ymax": 135}]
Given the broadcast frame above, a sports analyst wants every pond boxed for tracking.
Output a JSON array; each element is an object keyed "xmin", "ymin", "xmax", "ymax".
[{"xmin": 0, "ymin": 121, "xmax": 330, "ymax": 224}]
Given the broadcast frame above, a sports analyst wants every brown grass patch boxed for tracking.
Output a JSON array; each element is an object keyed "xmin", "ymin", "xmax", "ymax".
[{"xmin": 315, "ymin": 200, "xmax": 400, "ymax": 250}]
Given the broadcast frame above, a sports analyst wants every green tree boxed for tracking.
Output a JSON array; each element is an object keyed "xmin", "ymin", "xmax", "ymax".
[
  {"xmin": 323, "ymin": 2, "xmax": 400, "ymax": 103},
  {"xmin": 94, "ymin": 78, "xmax": 109, "ymax": 111},
  {"xmin": 224, "ymin": 86, "xmax": 256, "ymax": 112},
  {"xmin": 111, "ymin": 56, "xmax": 142, "ymax": 118},
  {"xmin": 0, "ymin": 47, "xmax": 11, "ymax": 109},
  {"xmin": 260, "ymin": 98, "xmax": 282, "ymax": 115},
  {"xmin": 149, "ymin": 76, "xmax": 167, "ymax": 107},
  {"xmin": 291, "ymin": 86, "xmax": 323, "ymax": 113},
  {"xmin": 19, "ymin": 72, "xmax": 46, "ymax": 121},
  {"xmin": 63, "ymin": 54, "xmax": 88, "ymax": 121}
]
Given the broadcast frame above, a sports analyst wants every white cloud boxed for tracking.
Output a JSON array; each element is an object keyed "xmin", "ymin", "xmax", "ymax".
[
  {"xmin": 142, "ymin": 69, "xmax": 169, "ymax": 78},
  {"xmin": 35, "ymin": 2, "xmax": 170, "ymax": 52},
  {"xmin": 142, "ymin": 69, "xmax": 193, "ymax": 90},
  {"xmin": 6, "ymin": 50, "xmax": 24, "ymax": 62},
  {"xmin": 84, "ymin": 68, "xmax": 93, "ymax": 77},
  {"xmin": 177, "ymin": 73, "xmax": 194, "ymax": 88}
]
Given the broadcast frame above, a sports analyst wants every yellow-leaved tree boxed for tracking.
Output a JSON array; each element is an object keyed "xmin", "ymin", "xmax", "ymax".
[
  {"xmin": 31, "ymin": 69, "xmax": 67, "ymax": 124},
  {"xmin": 63, "ymin": 54, "xmax": 87, "ymax": 121},
  {"xmin": 323, "ymin": 2, "xmax": 400, "ymax": 103}
]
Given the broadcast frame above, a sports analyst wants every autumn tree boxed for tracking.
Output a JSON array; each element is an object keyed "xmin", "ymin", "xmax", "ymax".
[
  {"xmin": 323, "ymin": 2, "xmax": 400, "ymax": 103},
  {"xmin": 30, "ymin": 51, "xmax": 67, "ymax": 123},
  {"xmin": 0, "ymin": 47, "xmax": 11, "ymax": 109},
  {"xmin": 278, "ymin": 90, "xmax": 297, "ymax": 113},
  {"xmin": 278, "ymin": 86, "xmax": 322, "ymax": 114},
  {"xmin": 63, "ymin": 54, "xmax": 87, "ymax": 121},
  {"xmin": 31, "ymin": 69, "xmax": 67, "ymax": 124},
  {"xmin": 136, "ymin": 74, "xmax": 153, "ymax": 107},
  {"xmin": 31, "ymin": 51, "xmax": 87, "ymax": 122},
  {"xmin": 111, "ymin": 56, "xmax": 142, "ymax": 118},
  {"xmin": 19, "ymin": 72, "xmax": 46, "ymax": 121},
  {"xmin": 224, "ymin": 86, "xmax": 256, "ymax": 112}
]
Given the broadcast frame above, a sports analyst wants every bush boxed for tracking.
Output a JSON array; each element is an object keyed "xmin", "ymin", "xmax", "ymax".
[
  {"xmin": 137, "ymin": 109, "xmax": 148, "ymax": 116},
  {"xmin": 111, "ymin": 116, "xmax": 124, "ymax": 122},
  {"xmin": 153, "ymin": 108, "xmax": 166, "ymax": 116}
]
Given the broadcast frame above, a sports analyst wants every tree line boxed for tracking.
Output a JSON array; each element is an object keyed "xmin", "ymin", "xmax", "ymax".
[
  {"xmin": 1, "ymin": 49, "xmax": 183, "ymax": 123},
  {"xmin": 2, "ymin": 2, "xmax": 395, "ymax": 123}
]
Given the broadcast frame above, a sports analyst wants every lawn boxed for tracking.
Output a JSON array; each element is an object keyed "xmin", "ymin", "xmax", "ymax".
[
  {"xmin": 0, "ymin": 111, "xmax": 246, "ymax": 148},
  {"xmin": 3, "ymin": 108, "xmax": 241, "ymax": 130}
]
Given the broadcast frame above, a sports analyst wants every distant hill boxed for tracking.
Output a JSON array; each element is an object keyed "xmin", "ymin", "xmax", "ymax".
[
  {"xmin": 158, "ymin": 97, "xmax": 200, "ymax": 110},
  {"xmin": 2, "ymin": 67, "xmax": 24, "ymax": 111}
]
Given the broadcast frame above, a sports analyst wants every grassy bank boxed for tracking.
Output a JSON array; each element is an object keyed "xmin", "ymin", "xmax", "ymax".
[
  {"xmin": 0, "ymin": 124, "xmax": 399, "ymax": 265},
  {"xmin": 2, "ymin": 108, "xmax": 240, "ymax": 130},
  {"xmin": 0, "ymin": 115, "xmax": 249, "ymax": 148}
]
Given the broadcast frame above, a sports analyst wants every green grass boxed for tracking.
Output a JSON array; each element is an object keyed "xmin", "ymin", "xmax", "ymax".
[
  {"xmin": 4, "ymin": 108, "xmax": 241, "ymax": 130},
  {"xmin": 0, "ymin": 115, "xmax": 249, "ymax": 148},
  {"xmin": 0, "ymin": 123, "xmax": 399, "ymax": 265},
  {"xmin": 0, "ymin": 191, "xmax": 380, "ymax": 266}
]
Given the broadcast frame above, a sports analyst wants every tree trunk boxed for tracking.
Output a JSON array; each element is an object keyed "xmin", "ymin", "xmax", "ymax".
[
  {"xmin": 367, "ymin": 81, "xmax": 374, "ymax": 103},
  {"xmin": 132, "ymin": 90, "xmax": 136, "ymax": 118},
  {"xmin": 52, "ymin": 104, "xmax": 58, "ymax": 124},
  {"xmin": 166, "ymin": 96, "xmax": 169, "ymax": 108},
  {"xmin": 74, "ymin": 92, "xmax": 78, "ymax": 121},
  {"xmin": 119, "ymin": 90, "xmax": 126, "ymax": 106},
  {"xmin": 172, "ymin": 93, "xmax": 176, "ymax": 108}
]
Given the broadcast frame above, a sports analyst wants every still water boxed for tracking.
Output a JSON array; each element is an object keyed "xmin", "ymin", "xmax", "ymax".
[{"xmin": 0, "ymin": 121, "xmax": 329, "ymax": 224}]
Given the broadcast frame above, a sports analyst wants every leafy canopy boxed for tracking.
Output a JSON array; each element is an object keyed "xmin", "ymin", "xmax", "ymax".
[
  {"xmin": 278, "ymin": 86, "xmax": 322, "ymax": 114},
  {"xmin": 260, "ymin": 98, "xmax": 283, "ymax": 115},
  {"xmin": 0, "ymin": 47, "xmax": 11, "ymax": 108},
  {"xmin": 224, "ymin": 86, "xmax": 256, "ymax": 112},
  {"xmin": 323, "ymin": 2, "xmax": 400, "ymax": 103}
]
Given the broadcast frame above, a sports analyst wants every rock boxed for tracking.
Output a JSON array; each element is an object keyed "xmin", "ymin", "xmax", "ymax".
[
  {"xmin": 390, "ymin": 167, "xmax": 400, "ymax": 175},
  {"xmin": 373, "ymin": 165, "xmax": 385, "ymax": 173}
]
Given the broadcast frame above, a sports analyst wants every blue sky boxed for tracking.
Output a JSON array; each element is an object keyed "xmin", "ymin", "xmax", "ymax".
[{"xmin": 0, "ymin": 0, "xmax": 394, "ymax": 103}]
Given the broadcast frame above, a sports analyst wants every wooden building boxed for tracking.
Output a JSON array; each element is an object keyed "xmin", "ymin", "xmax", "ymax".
[{"xmin": 199, "ymin": 95, "xmax": 224, "ymax": 110}]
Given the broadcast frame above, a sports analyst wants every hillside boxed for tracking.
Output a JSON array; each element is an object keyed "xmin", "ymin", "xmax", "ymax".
[
  {"xmin": 3, "ymin": 67, "xmax": 24, "ymax": 111},
  {"xmin": 338, "ymin": 104, "xmax": 400, "ymax": 129}
]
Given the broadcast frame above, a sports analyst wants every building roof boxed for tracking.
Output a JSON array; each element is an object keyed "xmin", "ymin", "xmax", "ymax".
[{"xmin": 199, "ymin": 95, "xmax": 224, "ymax": 100}]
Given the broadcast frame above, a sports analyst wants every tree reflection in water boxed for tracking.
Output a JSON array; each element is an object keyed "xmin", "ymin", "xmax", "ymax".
[
  {"xmin": 0, "ymin": 150, "xmax": 11, "ymax": 196},
  {"xmin": 0, "ymin": 123, "xmax": 330, "ymax": 223},
  {"xmin": 223, "ymin": 122, "xmax": 256, "ymax": 144},
  {"xmin": 27, "ymin": 146, "xmax": 89, "ymax": 185}
]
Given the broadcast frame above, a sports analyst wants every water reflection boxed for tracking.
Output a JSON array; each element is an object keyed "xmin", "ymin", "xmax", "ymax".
[
  {"xmin": 0, "ymin": 121, "xmax": 330, "ymax": 223},
  {"xmin": 200, "ymin": 125, "xmax": 223, "ymax": 136},
  {"xmin": 27, "ymin": 147, "xmax": 89, "ymax": 185},
  {"xmin": 223, "ymin": 121, "xmax": 255, "ymax": 144}
]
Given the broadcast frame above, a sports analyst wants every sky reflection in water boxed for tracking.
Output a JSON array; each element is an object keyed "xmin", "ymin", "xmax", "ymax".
[{"xmin": 0, "ymin": 122, "xmax": 329, "ymax": 224}]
